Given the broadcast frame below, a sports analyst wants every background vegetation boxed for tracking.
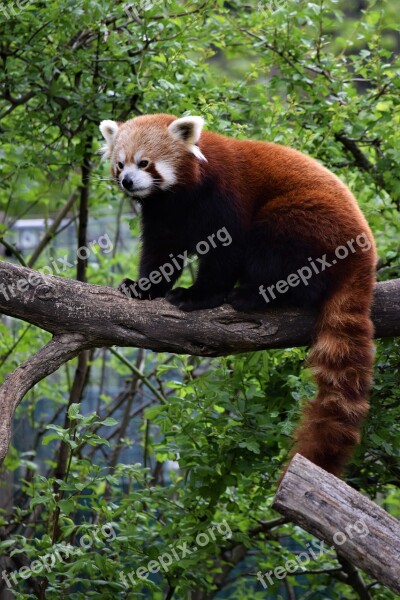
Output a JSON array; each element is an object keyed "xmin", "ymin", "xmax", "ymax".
[{"xmin": 0, "ymin": 0, "xmax": 399, "ymax": 598}]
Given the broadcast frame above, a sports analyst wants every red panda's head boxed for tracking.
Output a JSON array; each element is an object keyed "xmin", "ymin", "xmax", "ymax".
[{"xmin": 99, "ymin": 113, "xmax": 207, "ymax": 199}]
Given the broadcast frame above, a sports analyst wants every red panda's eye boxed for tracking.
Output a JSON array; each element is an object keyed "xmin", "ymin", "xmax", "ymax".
[
  {"xmin": 117, "ymin": 161, "xmax": 124, "ymax": 170},
  {"xmin": 138, "ymin": 160, "xmax": 149, "ymax": 169}
]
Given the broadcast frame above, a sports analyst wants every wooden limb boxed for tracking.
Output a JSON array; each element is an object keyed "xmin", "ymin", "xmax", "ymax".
[
  {"xmin": 272, "ymin": 454, "xmax": 400, "ymax": 595},
  {"xmin": 0, "ymin": 262, "xmax": 399, "ymax": 355},
  {"xmin": 0, "ymin": 334, "xmax": 86, "ymax": 465},
  {"xmin": 334, "ymin": 133, "xmax": 376, "ymax": 173},
  {"xmin": 0, "ymin": 261, "xmax": 399, "ymax": 466}
]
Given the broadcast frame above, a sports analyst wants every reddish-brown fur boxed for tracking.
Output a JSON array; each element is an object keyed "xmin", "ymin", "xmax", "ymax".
[
  {"xmin": 102, "ymin": 114, "xmax": 377, "ymax": 476},
  {"xmin": 202, "ymin": 132, "xmax": 376, "ymax": 475}
]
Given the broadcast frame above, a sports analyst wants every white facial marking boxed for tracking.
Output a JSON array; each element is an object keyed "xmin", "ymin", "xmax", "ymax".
[
  {"xmin": 120, "ymin": 165, "xmax": 153, "ymax": 198},
  {"xmin": 134, "ymin": 151, "xmax": 143, "ymax": 163},
  {"xmin": 118, "ymin": 150, "xmax": 126, "ymax": 164},
  {"xmin": 156, "ymin": 160, "xmax": 177, "ymax": 189}
]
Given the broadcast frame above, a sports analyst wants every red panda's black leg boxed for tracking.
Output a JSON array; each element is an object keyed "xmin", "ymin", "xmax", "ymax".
[
  {"xmin": 226, "ymin": 286, "xmax": 269, "ymax": 311},
  {"xmin": 118, "ymin": 265, "xmax": 179, "ymax": 300},
  {"xmin": 166, "ymin": 248, "xmax": 240, "ymax": 311},
  {"xmin": 118, "ymin": 240, "xmax": 182, "ymax": 300},
  {"xmin": 118, "ymin": 277, "xmax": 174, "ymax": 300},
  {"xmin": 166, "ymin": 286, "xmax": 228, "ymax": 311}
]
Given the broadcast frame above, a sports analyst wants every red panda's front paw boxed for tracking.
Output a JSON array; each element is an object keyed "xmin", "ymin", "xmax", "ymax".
[
  {"xmin": 118, "ymin": 278, "xmax": 149, "ymax": 300},
  {"xmin": 166, "ymin": 287, "xmax": 225, "ymax": 311},
  {"xmin": 165, "ymin": 287, "xmax": 194, "ymax": 309}
]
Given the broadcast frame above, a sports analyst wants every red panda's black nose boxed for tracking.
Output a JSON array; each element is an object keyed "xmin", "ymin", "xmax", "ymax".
[{"xmin": 121, "ymin": 175, "xmax": 134, "ymax": 191}]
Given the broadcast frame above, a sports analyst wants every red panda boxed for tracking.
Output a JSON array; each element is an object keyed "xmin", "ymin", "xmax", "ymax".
[{"xmin": 99, "ymin": 113, "xmax": 377, "ymax": 477}]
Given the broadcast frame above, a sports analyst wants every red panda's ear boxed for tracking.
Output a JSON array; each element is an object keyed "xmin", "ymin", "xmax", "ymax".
[
  {"xmin": 99, "ymin": 120, "xmax": 120, "ymax": 159},
  {"xmin": 168, "ymin": 116, "xmax": 207, "ymax": 161}
]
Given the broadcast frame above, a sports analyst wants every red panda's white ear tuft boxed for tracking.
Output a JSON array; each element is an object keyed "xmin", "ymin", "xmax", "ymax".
[
  {"xmin": 168, "ymin": 116, "xmax": 207, "ymax": 161},
  {"xmin": 99, "ymin": 120, "xmax": 119, "ymax": 159},
  {"xmin": 100, "ymin": 119, "xmax": 119, "ymax": 143}
]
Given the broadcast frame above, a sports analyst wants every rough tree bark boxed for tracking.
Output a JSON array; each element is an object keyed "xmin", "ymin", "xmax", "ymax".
[
  {"xmin": 0, "ymin": 260, "xmax": 399, "ymax": 466},
  {"xmin": 0, "ymin": 334, "xmax": 87, "ymax": 469},
  {"xmin": 273, "ymin": 454, "xmax": 400, "ymax": 595}
]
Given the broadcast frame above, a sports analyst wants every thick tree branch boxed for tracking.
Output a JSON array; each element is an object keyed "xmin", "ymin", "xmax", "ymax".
[
  {"xmin": 0, "ymin": 333, "xmax": 86, "ymax": 465},
  {"xmin": 0, "ymin": 261, "xmax": 399, "ymax": 465},
  {"xmin": 334, "ymin": 132, "xmax": 386, "ymax": 189},
  {"xmin": 334, "ymin": 133, "xmax": 376, "ymax": 172},
  {"xmin": 0, "ymin": 263, "xmax": 399, "ymax": 354},
  {"xmin": 273, "ymin": 454, "xmax": 400, "ymax": 595}
]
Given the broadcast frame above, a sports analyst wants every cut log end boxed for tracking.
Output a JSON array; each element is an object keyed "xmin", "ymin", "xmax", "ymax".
[{"xmin": 272, "ymin": 454, "xmax": 400, "ymax": 595}]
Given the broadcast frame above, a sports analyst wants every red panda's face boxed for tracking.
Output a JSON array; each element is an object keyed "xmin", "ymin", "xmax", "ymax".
[{"xmin": 99, "ymin": 114, "xmax": 206, "ymax": 199}]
